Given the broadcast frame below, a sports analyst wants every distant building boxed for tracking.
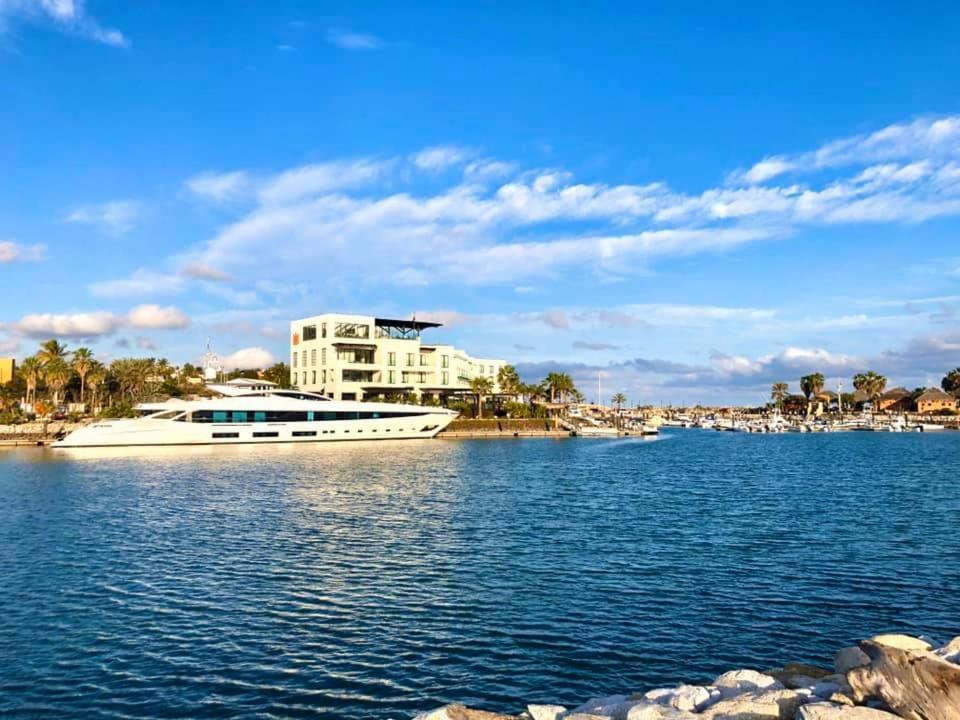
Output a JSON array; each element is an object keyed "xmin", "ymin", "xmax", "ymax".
[
  {"xmin": 876, "ymin": 387, "xmax": 912, "ymax": 413},
  {"xmin": 915, "ymin": 387, "xmax": 958, "ymax": 414},
  {"xmin": 289, "ymin": 313, "xmax": 507, "ymax": 402},
  {"xmin": 0, "ymin": 358, "xmax": 14, "ymax": 385}
]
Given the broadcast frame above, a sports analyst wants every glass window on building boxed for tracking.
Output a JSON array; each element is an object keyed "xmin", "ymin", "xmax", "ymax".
[
  {"xmin": 388, "ymin": 370, "xmax": 395, "ymax": 384},
  {"xmin": 302, "ymin": 325, "xmax": 317, "ymax": 341},
  {"xmin": 311, "ymin": 349, "xmax": 316, "ymax": 366},
  {"xmin": 312, "ymin": 370, "xmax": 316, "ymax": 384},
  {"xmin": 321, "ymin": 322, "xmax": 327, "ymax": 338},
  {"xmin": 441, "ymin": 355, "xmax": 449, "ymax": 368},
  {"xmin": 442, "ymin": 371, "xmax": 449, "ymax": 385},
  {"xmin": 322, "ymin": 370, "xmax": 327, "ymax": 383},
  {"xmin": 292, "ymin": 353, "xmax": 298, "ymax": 368},
  {"xmin": 420, "ymin": 354, "xmax": 429, "ymax": 366},
  {"xmin": 388, "ymin": 352, "xmax": 396, "ymax": 366},
  {"xmin": 406, "ymin": 353, "xmax": 415, "ymax": 367},
  {"xmin": 321, "ymin": 348, "xmax": 326, "ymax": 365},
  {"xmin": 302, "ymin": 350, "xmax": 307, "ymax": 366}
]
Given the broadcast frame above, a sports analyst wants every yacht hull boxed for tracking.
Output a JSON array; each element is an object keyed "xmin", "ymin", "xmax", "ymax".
[{"xmin": 52, "ymin": 411, "xmax": 456, "ymax": 448}]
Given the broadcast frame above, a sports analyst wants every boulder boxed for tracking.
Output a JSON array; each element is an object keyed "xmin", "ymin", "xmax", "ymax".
[
  {"xmin": 695, "ymin": 689, "xmax": 802, "ymax": 720},
  {"xmin": 528, "ymin": 705, "xmax": 567, "ymax": 720},
  {"xmin": 868, "ymin": 634, "xmax": 932, "ymax": 652},
  {"xmin": 698, "ymin": 695, "xmax": 780, "ymax": 720},
  {"xmin": 564, "ymin": 695, "xmax": 640, "ymax": 720},
  {"xmin": 625, "ymin": 706, "xmax": 697, "ymax": 720},
  {"xmin": 809, "ymin": 680, "xmax": 843, "ymax": 699},
  {"xmin": 834, "ymin": 646, "xmax": 870, "ymax": 674},
  {"xmin": 712, "ymin": 670, "xmax": 783, "ymax": 698},
  {"xmin": 642, "ymin": 685, "xmax": 718, "ymax": 712},
  {"xmin": 796, "ymin": 702, "xmax": 900, "ymax": 719},
  {"xmin": 446, "ymin": 706, "xmax": 521, "ymax": 720},
  {"xmin": 935, "ymin": 636, "xmax": 960, "ymax": 664},
  {"xmin": 848, "ymin": 639, "xmax": 960, "ymax": 720},
  {"xmin": 827, "ymin": 692, "xmax": 855, "ymax": 707}
]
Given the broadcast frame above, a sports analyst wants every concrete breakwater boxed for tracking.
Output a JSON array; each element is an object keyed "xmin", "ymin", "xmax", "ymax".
[
  {"xmin": 414, "ymin": 633, "xmax": 960, "ymax": 720},
  {"xmin": 0, "ymin": 422, "xmax": 86, "ymax": 445}
]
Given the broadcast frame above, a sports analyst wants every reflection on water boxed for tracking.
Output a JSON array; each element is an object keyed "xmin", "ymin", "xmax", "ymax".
[{"xmin": 2, "ymin": 432, "xmax": 960, "ymax": 719}]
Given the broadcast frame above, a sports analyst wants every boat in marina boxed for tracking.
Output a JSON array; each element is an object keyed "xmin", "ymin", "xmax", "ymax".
[{"xmin": 52, "ymin": 381, "xmax": 457, "ymax": 448}]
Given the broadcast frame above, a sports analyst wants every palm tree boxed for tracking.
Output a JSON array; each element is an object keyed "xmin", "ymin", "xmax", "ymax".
[
  {"xmin": 942, "ymin": 367, "xmax": 960, "ymax": 395},
  {"xmin": 86, "ymin": 361, "xmax": 106, "ymax": 414},
  {"xmin": 808, "ymin": 373, "xmax": 825, "ymax": 397},
  {"xmin": 770, "ymin": 382, "xmax": 789, "ymax": 411},
  {"xmin": 497, "ymin": 365, "xmax": 521, "ymax": 398},
  {"xmin": 19, "ymin": 356, "xmax": 41, "ymax": 406},
  {"xmin": 853, "ymin": 371, "xmax": 887, "ymax": 412},
  {"xmin": 72, "ymin": 347, "xmax": 94, "ymax": 405},
  {"xmin": 544, "ymin": 372, "xmax": 563, "ymax": 403},
  {"xmin": 37, "ymin": 339, "xmax": 69, "ymax": 367},
  {"xmin": 43, "ymin": 357, "xmax": 72, "ymax": 407},
  {"xmin": 799, "ymin": 374, "xmax": 814, "ymax": 400},
  {"xmin": 611, "ymin": 392, "xmax": 627, "ymax": 429},
  {"xmin": 469, "ymin": 376, "xmax": 494, "ymax": 419}
]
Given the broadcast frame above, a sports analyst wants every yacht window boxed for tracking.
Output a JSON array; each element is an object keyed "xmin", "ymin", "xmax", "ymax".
[
  {"xmin": 232, "ymin": 411, "xmax": 248, "ymax": 423},
  {"xmin": 213, "ymin": 411, "xmax": 228, "ymax": 423},
  {"xmin": 254, "ymin": 412, "xmax": 266, "ymax": 422},
  {"xmin": 213, "ymin": 432, "xmax": 239, "ymax": 439},
  {"xmin": 293, "ymin": 431, "xmax": 316, "ymax": 437},
  {"xmin": 253, "ymin": 432, "xmax": 279, "ymax": 438}
]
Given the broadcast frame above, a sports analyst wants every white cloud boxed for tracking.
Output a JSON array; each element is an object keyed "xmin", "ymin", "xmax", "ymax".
[
  {"xmin": 325, "ymin": 28, "xmax": 382, "ymax": 50},
  {"xmin": 735, "ymin": 116, "xmax": 960, "ymax": 185},
  {"xmin": 12, "ymin": 311, "xmax": 119, "ymax": 338},
  {"xmin": 184, "ymin": 171, "xmax": 251, "ymax": 203},
  {"xmin": 158, "ymin": 113, "xmax": 960, "ymax": 292},
  {"xmin": 66, "ymin": 200, "xmax": 141, "ymax": 235},
  {"xmin": 0, "ymin": 0, "xmax": 128, "ymax": 47},
  {"xmin": 258, "ymin": 159, "xmax": 389, "ymax": 205},
  {"xmin": 8, "ymin": 304, "xmax": 191, "ymax": 338},
  {"xmin": 126, "ymin": 304, "xmax": 190, "ymax": 330},
  {"xmin": 220, "ymin": 346, "xmax": 276, "ymax": 370},
  {"xmin": 411, "ymin": 146, "xmax": 470, "ymax": 171},
  {"xmin": 0, "ymin": 240, "xmax": 45, "ymax": 263}
]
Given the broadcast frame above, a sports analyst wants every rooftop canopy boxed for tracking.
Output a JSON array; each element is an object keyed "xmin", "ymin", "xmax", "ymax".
[{"xmin": 374, "ymin": 317, "xmax": 442, "ymax": 340}]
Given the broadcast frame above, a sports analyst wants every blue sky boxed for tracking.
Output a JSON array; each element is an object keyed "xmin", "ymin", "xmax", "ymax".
[{"xmin": 1, "ymin": 0, "xmax": 959, "ymax": 404}]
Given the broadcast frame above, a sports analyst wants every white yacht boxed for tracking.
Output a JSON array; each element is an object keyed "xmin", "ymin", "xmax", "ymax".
[{"xmin": 52, "ymin": 380, "xmax": 458, "ymax": 448}]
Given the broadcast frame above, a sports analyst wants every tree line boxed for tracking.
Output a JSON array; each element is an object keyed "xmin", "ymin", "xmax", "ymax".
[
  {"xmin": 770, "ymin": 368, "xmax": 960, "ymax": 412},
  {"xmin": 0, "ymin": 339, "xmax": 290, "ymax": 422}
]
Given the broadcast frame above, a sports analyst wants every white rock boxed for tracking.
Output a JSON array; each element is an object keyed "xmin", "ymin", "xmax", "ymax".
[
  {"xmin": 641, "ymin": 685, "xmax": 717, "ymax": 712},
  {"xmin": 810, "ymin": 680, "xmax": 842, "ymax": 699},
  {"xmin": 625, "ymin": 705, "xmax": 697, "ymax": 720},
  {"xmin": 413, "ymin": 707, "xmax": 451, "ymax": 720},
  {"xmin": 869, "ymin": 634, "xmax": 932, "ymax": 652},
  {"xmin": 834, "ymin": 646, "xmax": 870, "ymax": 674},
  {"xmin": 528, "ymin": 704, "xmax": 567, "ymax": 720},
  {"xmin": 935, "ymin": 635, "xmax": 960, "ymax": 663},
  {"xmin": 565, "ymin": 695, "xmax": 641, "ymax": 720},
  {"xmin": 796, "ymin": 701, "xmax": 902, "ymax": 719},
  {"xmin": 712, "ymin": 669, "xmax": 784, "ymax": 698},
  {"xmin": 710, "ymin": 688, "xmax": 804, "ymax": 720}
]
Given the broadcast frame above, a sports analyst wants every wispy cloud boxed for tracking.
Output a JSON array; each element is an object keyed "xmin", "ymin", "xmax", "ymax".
[
  {"xmin": 0, "ymin": 240, "xmax": 45, "ymax": 263},
  {"xmin": 66, "ymin": 200, "xmax": 141, "ymax": 235},
  {"xmin": 411, "ymin": 146, "xmax": 471, "ymax": 172},
  {"xmin": 0, "ymin": 0, "xmax": 128, "ymax": 47},
  {"xmin": 184, "ymin": 171, "xmax": 251, "ymax": 203},
  {"xmin": 325, "ymin": 28, "xmax": 382, "ymax": 50},
  {"xmin": 573, "ymin": 340, "xmax": 622, "ymax": 351}
]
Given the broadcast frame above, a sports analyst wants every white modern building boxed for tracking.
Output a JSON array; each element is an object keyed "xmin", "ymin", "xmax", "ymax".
[{"xmin": 289, "ymin": 313, "xmax": 509, "ymax": 402}]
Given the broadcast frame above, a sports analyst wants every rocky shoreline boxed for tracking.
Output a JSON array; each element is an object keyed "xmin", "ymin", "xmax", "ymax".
[{"xmin": 414, "ymin": 633, "xmax": 960, "ymax": 720}]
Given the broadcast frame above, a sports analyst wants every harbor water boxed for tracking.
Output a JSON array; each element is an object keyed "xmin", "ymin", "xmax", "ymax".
[{"xmin": 1, "ymin": 430, "xmax": 959, "ymax": 718}]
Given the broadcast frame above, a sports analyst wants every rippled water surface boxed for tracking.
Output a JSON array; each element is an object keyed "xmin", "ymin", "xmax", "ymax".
[{"xmin": 2, "ymin": 431, "xmax": 959, "ymax": 718}]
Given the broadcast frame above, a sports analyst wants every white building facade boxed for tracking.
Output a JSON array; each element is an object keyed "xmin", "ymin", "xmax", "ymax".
[{"xmin": 289, "ymin": 313, "xmax": 508, "ymax": 401}]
